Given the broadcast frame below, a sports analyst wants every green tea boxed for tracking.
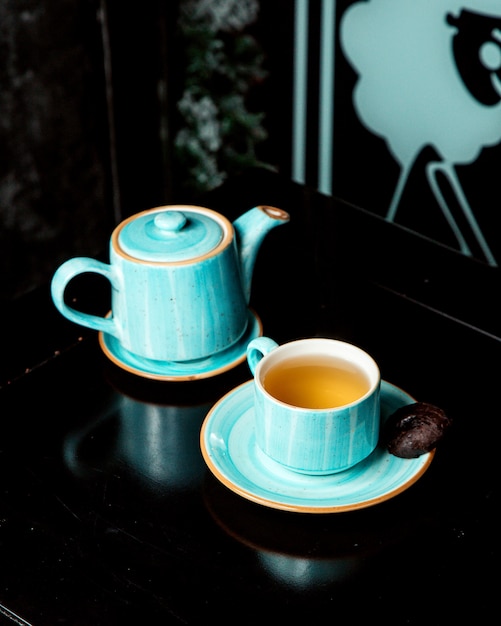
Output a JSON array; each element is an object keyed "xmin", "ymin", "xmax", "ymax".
[{"xmin": 263, "ymin": 355, "xmax": 371, "ymax": 409}]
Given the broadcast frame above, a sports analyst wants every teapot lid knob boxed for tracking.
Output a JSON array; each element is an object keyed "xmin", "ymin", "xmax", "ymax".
[{"xmin": 153, "ymin": 211, "xmax": 187, "ymax": 233}]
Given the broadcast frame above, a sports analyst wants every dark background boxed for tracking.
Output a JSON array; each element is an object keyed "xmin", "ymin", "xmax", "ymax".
[
  {"xmin": 2, "ymin": 0, "xmax": 500, "ymax": 300},
  {"xmin": 0, "ymin": 0, "xmax": 293, "ymax": 302}
]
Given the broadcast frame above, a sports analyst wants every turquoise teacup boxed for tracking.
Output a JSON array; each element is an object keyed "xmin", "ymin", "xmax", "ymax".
[{"xmin": 247, "ymin": 337, "xmax": 381, "ymax": 475}]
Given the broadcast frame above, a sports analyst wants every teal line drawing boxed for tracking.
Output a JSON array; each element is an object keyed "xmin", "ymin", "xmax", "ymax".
[{"xmin": 340, "ymin": 0, "xmax": 501, "ymax": 266}]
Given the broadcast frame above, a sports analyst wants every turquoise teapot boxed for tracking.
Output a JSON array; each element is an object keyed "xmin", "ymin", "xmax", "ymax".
[{"xmin": 51, "ymin": 204, "xmax": 289, "ymax": 364}]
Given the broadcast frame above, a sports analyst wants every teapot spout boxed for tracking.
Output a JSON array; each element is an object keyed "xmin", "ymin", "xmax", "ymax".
[{"xmin": 233, "ymin": 205, "xmax": 290, "ymax": 303}]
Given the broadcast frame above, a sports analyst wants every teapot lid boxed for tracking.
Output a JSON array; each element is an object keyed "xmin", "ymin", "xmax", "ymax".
[{"xmin": 115, "ymin": 206, "xmax": 232, "ymax": 262}]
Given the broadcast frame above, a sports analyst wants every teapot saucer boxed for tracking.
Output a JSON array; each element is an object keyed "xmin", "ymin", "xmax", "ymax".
[
  {"xmin": 200, "ymin": 380, "xmax": 435, "ymax": 513},
  {"xmin": 98, "ymin": 310, "xmax": 262, "ymax": 381}
]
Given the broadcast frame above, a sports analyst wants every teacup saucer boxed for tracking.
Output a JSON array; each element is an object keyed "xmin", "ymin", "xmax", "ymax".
[
  {"xmin": 98, "ymin": 310, "xmax": 262, "ymax": 381},
  {"xmin": 200, "ymin": 380, "xmax": 435, "ymax": 513}
]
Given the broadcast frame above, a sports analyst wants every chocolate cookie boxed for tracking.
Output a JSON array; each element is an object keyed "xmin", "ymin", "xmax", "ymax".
[{"xmin": 384, "ymin": 402, "xmax": 452, "ymax": 458}]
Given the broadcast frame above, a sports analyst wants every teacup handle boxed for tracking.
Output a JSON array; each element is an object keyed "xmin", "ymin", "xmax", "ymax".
[
  {"xmin": 51, "ymin": 257, "xmax": 120, "ymax": 337},
  {"xmin": 246, "ymin": 336, "xmax": 279, "ymax": 375}
]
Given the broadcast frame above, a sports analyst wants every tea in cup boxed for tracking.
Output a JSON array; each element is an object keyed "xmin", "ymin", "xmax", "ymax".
[{"xmin": 246, "ymin": 337, "xmax": 381, "ymax": 474}]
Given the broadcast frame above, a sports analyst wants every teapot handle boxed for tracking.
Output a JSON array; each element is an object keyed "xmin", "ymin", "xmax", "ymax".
[{"xmin": 50, "ymin": 257, "xmax": 119, "ymax": 336}]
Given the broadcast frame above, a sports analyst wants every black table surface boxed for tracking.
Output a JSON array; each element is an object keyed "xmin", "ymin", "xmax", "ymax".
[{"xmin": 0, "ymin": 169, "xmax": 499, "ymax": 625}]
